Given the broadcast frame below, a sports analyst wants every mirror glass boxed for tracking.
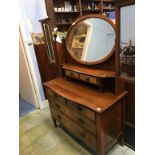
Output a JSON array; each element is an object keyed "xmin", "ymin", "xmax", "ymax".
[{"xmin": 66, "ymin": 17, "xmax": 115, "ymax": 64}]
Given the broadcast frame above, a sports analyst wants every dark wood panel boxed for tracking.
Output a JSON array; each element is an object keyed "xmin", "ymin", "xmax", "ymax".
[
  {"xmin": 124, "ymin": 124, "xmax": 135, "ymax": 149},
  {"xmin": 34, "ymin": 43, "xmax": 57, "ymax": 83},
  {"xmin": 96, "ymin": 99, "xmax": 124, "ymax": 154},
  {"xmin": 125, "ymin": 83, "xmax": 135, "ymax": 125},
  {"xmin": 102, "ymin": 101, "xmax": 123, "ymax": 149}
]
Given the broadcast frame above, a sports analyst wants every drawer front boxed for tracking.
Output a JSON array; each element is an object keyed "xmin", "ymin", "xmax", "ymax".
[
  {"xmin": 66, "ymin": 100, "xmax": 95, "ymax": 121},
  {"xmin": 65, "ymin": 70, "xmax": 79, "ymax": 79},
  {"xmin": 46, "ymin": 87, "xmax": 56, "ymax": 98},
  {"xmin": 79, "ymin": 74, "xmax": 98, "ymax": 85},
  {"xmin": 46, "ymin": 89, "xmax": 95, "ymax": 121},
  {"xmin": 52, "ymin": 109, "xmax": 97, "ymax": 151},
  {"xmin": 51, "ymin": 101, "xmax": 96, "ymax": 135},
  {"xmin": 46, "ymin": 88, "xmax": 65, "ymax": 104}
]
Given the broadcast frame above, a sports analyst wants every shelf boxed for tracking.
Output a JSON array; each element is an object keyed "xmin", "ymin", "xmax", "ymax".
[
  {"xmin": 54, "ymin": 11, "xmax": 80, "ymax": 14},
  {"xmin": 56, "ymin": 23, "xmax": 72, "ymax": 26},
  {"xmin": 82, "ymin": 0, "xmax": 101, "ymax": 1},
  {"xmin": 82, "ymin": 9, "xmax": 101, "ymax": 12},
  {"xmin": 103, "ymin": 0, "xmax": 115, "ymax": 2},
  {"xmin": 63, "ymin": 63, "xmax": 116, "ymax": 78},
  {"xmin": 103, "ymin": 7, "xmax": 115, "ymax": 11}
]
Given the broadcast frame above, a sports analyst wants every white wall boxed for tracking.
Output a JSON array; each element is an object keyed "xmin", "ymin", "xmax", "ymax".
[{"xmin": 19, "ymin": 0, "xmax": 47, "ymax": 103}]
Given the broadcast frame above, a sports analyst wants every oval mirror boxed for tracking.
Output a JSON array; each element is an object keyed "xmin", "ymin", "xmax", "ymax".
[{"xmin": 66, "ymin": 15, "xmax": 116, "ymax": 65}]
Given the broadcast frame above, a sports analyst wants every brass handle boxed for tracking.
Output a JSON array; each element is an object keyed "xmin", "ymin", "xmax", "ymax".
[
  {"xmin": 65, "ymin": 100, "xmax": 68, "ymax": 105},
  {"xmin": 54, "ymin": 94, "xmax": 58, "ymax": 98},
  {"xmin": 70, "ymin": 72, "xmax": 73, "ymax": 76},
  {"xmin": 55, "ymin": 104, "xmax": 60, "ymax": 108},
  {"xmin": 80, "ymin": 132, "xmax": 85, "ymax": 138},
  {"xmin": 57, "ymin": 115, "xmax": 62, "ymax": 120},
  {"xmin": 76, "ymin": 106, "xmax": 83, "ymax": 112},
  {"xmin": 77, "ymin": 117, "xmax": 84, "ymax": 124},
  {"xmin": 85, "ymin": 77, "xmax": 90, "ymax": 82}
]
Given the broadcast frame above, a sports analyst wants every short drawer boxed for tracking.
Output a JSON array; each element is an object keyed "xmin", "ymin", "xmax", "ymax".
[
  {"xmin": 51, "ymin": 101, "xmax": 96, "ymax": 135},
  {"xmin": 65, "ymin": 70, "xmax": 79, "ymax": 79},
  {"xmin": 47, "ymin": 90, "xmax": 65, "ymax": 105},
  {"xmin": 79, "ymin": 74, "xmax": 98, "ymax": 85},
  {"xmin": 46, "ymin": 87, "xmax": 57, "ymax": 98},
  {"xmin": 52, "ymin": 109, "xmax": 97, "ymax": 151},
  {"xmin": 66, "ymin": 100, "xmax": 95, "ymax": 121}
]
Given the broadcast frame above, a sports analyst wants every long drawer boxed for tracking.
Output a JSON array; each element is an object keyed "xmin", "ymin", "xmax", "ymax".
[
  {"xmin": 65, "ymin": 70, "xmax": 79, "ymax": 79},
  {"xmin": 66, "ymin": 100, "xmax": 95, "ymax": 121},
  {"xmin": 46, "ymin": 88, "xmax": 65, "ymax": 104},
  {"xmin": 52, "ymin": 109, "xmax": 97, "ymax": 151},
  {"xmin": 47, "ymin": 88, "xmax": 95, "ymax": 121},
  {"xmin": 49, "ymin": 97, "xmax": 96, "ymax": 135},
  {"xmin": 79, "ymin": 74, "xmax": 99, "ymax": 85}
]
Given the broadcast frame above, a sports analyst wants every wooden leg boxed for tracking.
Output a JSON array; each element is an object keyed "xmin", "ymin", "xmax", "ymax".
[
  {"xmin": 96, "ymin": 114, "xmax": 105, "ymax": 155},
  {"xmin": 119, "ymin": 134, "xmax": 124, "ymax": 146},
  {"xmin": 120, "ymin": 97, "xmax": 126, "ymax": 146},
  {"xmin": 52, "ymin": 118, "xmax": 57, "ymax": 128}
]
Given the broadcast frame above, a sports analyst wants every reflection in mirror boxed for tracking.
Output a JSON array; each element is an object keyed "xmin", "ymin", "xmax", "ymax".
[
  {"xmin": 120, "ymin": 5, "xmax": 135, "ymax": 78},
  {"xmin": 67, "ymin": 17, "xmax": 115, "ymax": 63},
  {"xmin": 43, "ymin": 24, "xmax": 56, "ymax": 64}
]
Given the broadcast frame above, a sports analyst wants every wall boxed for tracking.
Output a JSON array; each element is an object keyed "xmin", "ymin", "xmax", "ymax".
[{"xmin": 19, "ymin": 0, "xmax": 47, "ymax": 103}]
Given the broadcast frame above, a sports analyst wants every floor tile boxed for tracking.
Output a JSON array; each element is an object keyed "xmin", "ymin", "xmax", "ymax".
[
  {"xmin": 125, "ymin": 148, "xmax": 135, "ymax": 155},
  {"xmin": 19, "ymin": 107, "xmax": 135, "ymax": 155}
]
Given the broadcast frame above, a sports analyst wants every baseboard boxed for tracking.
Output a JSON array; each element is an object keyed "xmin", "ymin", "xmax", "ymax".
[{"xmin": 39, "ymin": 99, "xmax": 49, "ymax": 109}]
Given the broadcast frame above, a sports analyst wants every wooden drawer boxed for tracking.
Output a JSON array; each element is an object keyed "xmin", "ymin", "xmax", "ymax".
[
  {"xmin": 46, "ymin": 88, "xmax": 65, "ymax": 104},
  {"xmin": 79, "ymin": 74, "xmax": 99, "ymax": 85},
  {"xmin": 65, "ymin": 70, "xmax": 79, "ymax": 79},
  {"xmin": 52, "ymin": 109, "xmax": 97, "ymax": 151},
  {"xmin": 51, "ymin": 101, "xmax": 96, "ymax": 135},
  {"xmin": 46, "ymin": 87, "xmax": 56, "ymax": 98},
  {"xmin": 47, "ymin": 89, "xmax": 95, "ymax": 121},
  {"xmin": 66, "ymin": 100, "xmax": 95, "ymax": 121}
]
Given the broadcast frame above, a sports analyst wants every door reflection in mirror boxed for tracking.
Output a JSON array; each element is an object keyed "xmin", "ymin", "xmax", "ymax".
[{"xmin": 67, "ymin": 17, "xmax": 115, "ymax": 63}]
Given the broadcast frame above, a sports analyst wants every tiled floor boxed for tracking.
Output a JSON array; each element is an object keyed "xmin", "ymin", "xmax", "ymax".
[{"xmin": 19, "ymin": 106, "xmax": 135, "ymax": 155}]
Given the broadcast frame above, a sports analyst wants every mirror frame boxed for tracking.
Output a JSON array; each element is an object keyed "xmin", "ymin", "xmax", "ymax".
[{"xmin": 65, "ymin": 14, "xmax": 116, "ymax": 65}]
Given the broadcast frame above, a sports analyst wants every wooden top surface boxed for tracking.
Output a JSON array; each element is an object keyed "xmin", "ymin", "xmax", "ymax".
[
  {"xmin": 62, "ymin": 63, "xmax": 115, "ymax": 78},
  {"xmin": 44, "ymin": 77, "xmax": 127, "ymax": 113}
]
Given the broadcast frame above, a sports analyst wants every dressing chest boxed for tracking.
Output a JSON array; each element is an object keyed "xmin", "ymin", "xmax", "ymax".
[{"xmin": 43, "ymin": 15, "xmax": 128, "ymax": 155}]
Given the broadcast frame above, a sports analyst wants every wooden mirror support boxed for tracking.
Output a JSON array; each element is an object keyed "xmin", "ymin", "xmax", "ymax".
[
  {"xmin": 115, "ymin": 0, "xmax": 135, "ymax": 149},
  {"xmin": 62, "ymin": 14, "xmax": 117, "ymax": 91}
]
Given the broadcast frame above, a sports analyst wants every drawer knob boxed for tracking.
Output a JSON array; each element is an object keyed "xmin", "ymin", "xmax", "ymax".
[
  {"xmin": 77, "ymin": 117, "xmax": 84, "ymax": 124},
  {"xmin": 86, "ymin": 77, "xmax": 90, "ymax": 82},
  {"xmin": 55, "ymin": 104, "xmax": 60, "ymax": 108},
  {"xmin": 76, "ymin": 106, "xmax": 83, "ymax": 112},
  {"xmin": 70, "ymin": 72, "xmax": 73, "ymax": 76},
  {"xmin": 80, "ymin": 132, "xmax": 85, "ymax": 138},
  {"xmin": 54, "ymin": 94, "xmax": 58, "ymax": 98},
  {"xmin": 57, "ymin": 115, "xmax": 62, "ymax": 120}
]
